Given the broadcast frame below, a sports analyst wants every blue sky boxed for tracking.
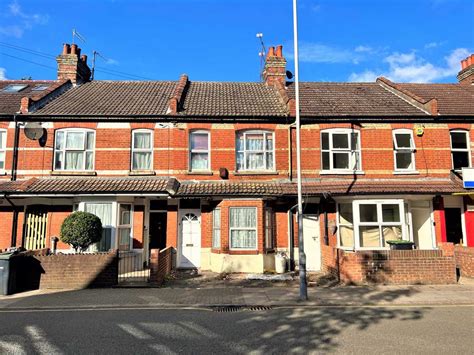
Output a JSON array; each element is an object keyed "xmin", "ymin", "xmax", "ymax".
[{"xmin": 0, "ymin": 0, "xmax": 473, "ymax": 83}]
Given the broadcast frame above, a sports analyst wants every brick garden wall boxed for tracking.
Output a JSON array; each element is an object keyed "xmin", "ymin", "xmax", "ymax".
[
  {"xmin": 454, "ymin": 245, "xmax": 474, "ymax": 278},
  {"xmin": 13, "ymin": 249, "xmax": 119, "ymax": 290},
  {"xmin": 321, "ymin": 245, "xmax": 456, "ymax": 285},
  {"xmin": 149, "ymin": 247, "xmax": 173, "ymax": 285}
]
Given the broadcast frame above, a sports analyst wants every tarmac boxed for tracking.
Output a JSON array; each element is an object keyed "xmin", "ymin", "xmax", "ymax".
[{"xmin": 0, "ymin": 276, "xmax": 473, "ymax": 311}]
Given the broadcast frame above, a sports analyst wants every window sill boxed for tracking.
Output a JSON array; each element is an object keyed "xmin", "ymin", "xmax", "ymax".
[
  {"xmin": 320, "ymin": 170, "xmax": 365, "ymax": 175},
  {"xmin": 185, "ymin": 171, "xmax": 214, "ymax": 176},
  {"xmin": 233, "ymin": 171, "xmax": 279, "ymax": 176},
  {"xmin": 393, "ymin": 170, "xmax": 419, "ymax": 175},
  {"xmin": 50, "ymin": 171, "xmax": 97, "ymax": 176},
  {"xmin": 228, "ymin": 250, "xmax": 259, "ymax": 255},
  {"xmin": 128, "ymin": 170, "xmax": 156, "ymax": 176}
]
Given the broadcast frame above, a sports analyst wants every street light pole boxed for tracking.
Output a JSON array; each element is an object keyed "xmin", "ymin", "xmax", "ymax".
[{"xmin": 292, "ymin": 0, "xmax": 308, "ymax": 301}]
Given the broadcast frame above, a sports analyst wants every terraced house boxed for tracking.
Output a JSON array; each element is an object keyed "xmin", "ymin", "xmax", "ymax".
[{"xmin": 0, "ymin": 43, "xmax": 473, "ymax": 283}]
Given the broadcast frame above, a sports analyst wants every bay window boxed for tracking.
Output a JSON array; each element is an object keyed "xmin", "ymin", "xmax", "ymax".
[
  {"xmin": 393, "ymin": 129, "xmax": 416, "ymax": 171},
  {"xmin": 54, "ymin": 129, "xmax": 95, "ymax": 171},
  {"xmin": 236, "ymin": 131, "xmax": 274, "ymax": 171},
  {"xmin": 321, "ymin": 129, "xmax": 361, "ymax": 172},
  {"xmin": 84, "ymin": 202, "xmax": 113, "ymax": 252},
  {"xmin": 0, "ymin": 129, "xmax": 6, "ymax": 171},
  {"xmin": 212, "ymin": 208, "xmax": 221, "ymax": 249},
  {"xmin": 229, "ymin": 207, "xmax": 257, "ymax": 249},
  {"xmin": 189, "ymin": 131, "xmax": 210, "ymax": 171},
  {"xmin": 450, "ymin": 130, "xmax": 471, "ymax": 170},
  {"xmin": 117, "ymin": 204, "xmax": 132, "ymax": 251},
  {"xmin": 337, "ymin": 200, "xmax": 407, "ymax": 249},
  {"xmin": 132, "ymin": 129, "xmax": 153, "ymax": 171}
]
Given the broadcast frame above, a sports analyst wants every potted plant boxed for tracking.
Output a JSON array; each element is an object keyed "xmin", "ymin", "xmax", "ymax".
[
  {"xmin": 386, "ymin": 239, "xmax": 415, "ymax": 250},
  {"xmin": 60, "ymin": 211, "xmax": 103, "ymax": 253}
]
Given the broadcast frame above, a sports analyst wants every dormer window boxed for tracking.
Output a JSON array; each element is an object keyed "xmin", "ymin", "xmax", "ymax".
[
  {"xmin": 54, "ymin": 129, "xmax": 95, "ymax": 171},
  {"xmin": 236, "ymin": 131, "xmax": 274, "ymax": 172}
]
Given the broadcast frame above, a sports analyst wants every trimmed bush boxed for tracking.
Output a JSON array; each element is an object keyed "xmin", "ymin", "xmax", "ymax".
[{"xmin": 60, "ymin": 211, "xmax": 103, "ymax": 252}]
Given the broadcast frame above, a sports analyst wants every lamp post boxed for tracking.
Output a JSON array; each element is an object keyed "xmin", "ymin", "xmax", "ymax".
[{"xmin": 292, "ymin": 0, "xmax": 308, "ymax": 301}]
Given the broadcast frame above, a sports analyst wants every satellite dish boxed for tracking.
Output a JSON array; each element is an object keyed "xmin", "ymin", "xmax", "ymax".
[
  {"xmin": 24, "ymin": 122, "xmax": 45, "ymax": 140},
  {"xmin": 286, "ymin": 70, "xmax": 294, "ymax": 80}
]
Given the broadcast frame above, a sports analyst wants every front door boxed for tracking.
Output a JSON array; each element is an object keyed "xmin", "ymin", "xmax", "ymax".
[
  {"xmin": 445, "ymin": 208, "xmax": 463, "ymax": 244},
  {"xmin": 178, "ymin": 209, "xmax": 201, "ymax": 268},
  {"xmin": 149, "ymin": 212, "xmax": 167, "ymax": 250},
  {"xmin": 412, "ymin": 206, "xmax": 435, "ymax": 249},
  {"xmin": 303, "ymin": 214, "xmax": 321, "ymax": 271}
]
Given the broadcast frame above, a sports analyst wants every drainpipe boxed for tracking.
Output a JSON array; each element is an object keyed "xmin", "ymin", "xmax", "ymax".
[
  {"xmin": 287, "ymin": 123, "xmax": 295, "ymax": 181},
  {"xmin": 11, "ymin": 114, "xmax": 20, "ymax": 181},
  {"xmin": 4, "ymin": 195, "xmax": 19, "ymax": 248}
]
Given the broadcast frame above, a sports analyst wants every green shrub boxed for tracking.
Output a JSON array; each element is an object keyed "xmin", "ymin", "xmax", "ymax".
[{"xmin": 60, "ymin": 211, "xmax": 103, "ymax": 252}]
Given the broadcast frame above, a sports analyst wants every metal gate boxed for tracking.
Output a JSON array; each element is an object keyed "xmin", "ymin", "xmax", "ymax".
[
  {"xmin": 23, "ymin": 208, "xmax": 48, "ymax": 250},
  {"xmin": 118, "ymin": 251, "xmax": 150, "ymax": 285}
]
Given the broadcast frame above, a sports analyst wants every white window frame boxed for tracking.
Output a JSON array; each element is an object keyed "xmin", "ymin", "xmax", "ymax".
[
  {"xmin": 265, "ymin": 207, "xmax": 275, "ymax": 250},
  {"xmin": 229, "ymin": 207, "xmax": 258, "ymax": 250},
  {"xmin": 236, "ymin": 130, "xmax": 275, "ymax": 172},
  {"xmin": 212, "ymin": 208, "xmax": 221, "ymax": 249},
  {"xmin": 131, "ymin": 129, "xmax": 154, "ymax": 171},
  {"xmin": 0, "ymin": 129, "xmax": 6, "ymax": 172},
  {"xmin": 393, "ymin": 129, "xmax": 416, "ymax": 172},
  {"xmin": 79, "ymin": 200, "xmax": 116, "ymax": 252},
  {"xmin": 450, "ymin": 129, "xmax": 471, "ymax": 170},
  {"xmin": 321, "ymin": 128, "xmax": 362, "ymax": 173},
  {"xmin": 337, "ymin": 200, "xmax": 408, "ymax": 250},
  {"xmin": 337, "ymin": 203, "xmax": 354, "ymax": 249},
  {"xmin": 189, "ymin": 130, "xmax": 210, "ymax": 172},
  {"xmin": 54, "ymin": 128, "xmax": 95, "ymax": 171},
  {"xmin": 117, "ymin": 203, "xmax": 133, "ymax": 251}
]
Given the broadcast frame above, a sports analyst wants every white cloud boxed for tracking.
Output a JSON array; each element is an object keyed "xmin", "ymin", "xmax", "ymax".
[
  {"xmin": 349, "ymin": 48, "xmax": 471, "ymax": 83},
  {"xmin": 0, "ymin": 68, "xmax": 7, "ymax": 80},
  {"xmin": 106, "ymin": 58, "xmax": 119, "ymax": 65},
  {"xmin": 290, "ymin": 43, "xmax": 362, "ymax": 64},
  {"xmin": 424, "ymin": 41, "xmax": 445, "ymax": 49},
  {"xmin": 0, "ymin": 1, "xmax": 49, "ymax": 38},
  {"xmin": 354, "ymin": 45, "xmax": 373, "ymax": 53}
]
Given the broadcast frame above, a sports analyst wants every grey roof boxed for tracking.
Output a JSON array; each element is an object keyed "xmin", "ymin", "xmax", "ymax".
[{"xmin": 287, "ymin": 82, "xmax": 428, "ymax": 117}]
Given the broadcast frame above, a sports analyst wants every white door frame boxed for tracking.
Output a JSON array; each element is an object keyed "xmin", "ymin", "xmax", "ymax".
[{"xmin": 178, "ymin": 208, "xmax": 201, "ymax": 268}]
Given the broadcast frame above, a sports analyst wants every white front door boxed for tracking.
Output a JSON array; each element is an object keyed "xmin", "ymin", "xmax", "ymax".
[
  {"xmin": 178, "ymin": 209, "xmax": 201, "ymax": 268},
  {"xmin": 412, "ymin": 206, "xmax": 435, "ymax": 249},
  {"xmin": 303, "ymin": 214, "xmax": 321, "ymax": 271}
]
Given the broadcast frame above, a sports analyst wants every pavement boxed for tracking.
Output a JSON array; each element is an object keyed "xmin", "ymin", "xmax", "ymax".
[{"xmin": 0, "ymin": 281, "xmax": 473, "ymax": 310}]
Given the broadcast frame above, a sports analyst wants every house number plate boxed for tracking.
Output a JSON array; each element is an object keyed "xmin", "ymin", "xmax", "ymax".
[{"xmin": 186, "ymin": 244, "xmax": 194, "ymax": 247}]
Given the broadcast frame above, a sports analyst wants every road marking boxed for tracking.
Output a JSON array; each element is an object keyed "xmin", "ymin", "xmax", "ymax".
[{"xmin": 25, "ymin": 325, "xmax": 62, "ymax": 355}]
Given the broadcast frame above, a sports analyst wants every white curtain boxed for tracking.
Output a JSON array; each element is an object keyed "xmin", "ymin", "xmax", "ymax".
[
  {"xmin": 212, "ymin": 209, "xmax": 221, "ymax": 249},
  {"xmin": 85, "ymin": 203, "xmax": 113, "ymax": 252},
  {"xmin": 133, "ymin": 152, "xmax": 151, "ymax": 170},
  {"xmin": 134, "ymin": 132, "xmax": 151, "ymax": 149},
  {"xmin": 191, "ymin": 153, "xmax": 208, "ymax": 170},
  {"xmin": 65, "ymin": 132, "xmax": 84, "ymax": 149},
  {"xmin": 65, "ymin": 152, "xmax": 84, "ymax": 170},
  {"xmin": 230, "ymin": 208, "xmax": 257, "ymax": 249}
]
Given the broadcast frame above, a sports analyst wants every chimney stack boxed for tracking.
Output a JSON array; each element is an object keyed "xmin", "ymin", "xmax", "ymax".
[
  {"xmin": 56, "ymin": 43, "xmax": 91, "ymax": 85},
  {"xmin": 263, "ymin": 44, "xmax": 287, "ymax": 87},
  {"xmin": 457, "ymin": 54, "xmax": 474, "ymax": 85}
]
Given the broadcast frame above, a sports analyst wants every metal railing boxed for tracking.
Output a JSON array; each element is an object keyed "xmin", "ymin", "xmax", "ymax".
[{"xmin": 118, "ymin": 250, "xmax": 149, "ymax": 284}]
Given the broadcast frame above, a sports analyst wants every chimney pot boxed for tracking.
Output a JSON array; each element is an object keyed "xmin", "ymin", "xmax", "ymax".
[
  {"xmin": 70, "ymin": 44, "xmax": 78, "ymax": 55},
  {"xmin": 81, "ymin": 54, "xmax": 87, "ymax": 63},
  {"xmin": 62, "ymin": 43, "xmax": 70, "ymax": 55},
  {"xmin": 275, "ymin": 45, "xmax": 283, "ymax": 57},
  {"xmin": 467, "ymin": 56, "xmax": 473, "ymax": 67},
  {"xmin": 267, "ymin": 46, "xmax": 275, "ymax": 58},
  {"xmin": 461, "ymin": 59, "xmax": 467, "ymax": 69}
]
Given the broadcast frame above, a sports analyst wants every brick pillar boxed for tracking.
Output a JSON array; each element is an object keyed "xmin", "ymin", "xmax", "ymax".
[{"xmin": 149, "ymin": 249, "xmax": 160, "ymax": 283}]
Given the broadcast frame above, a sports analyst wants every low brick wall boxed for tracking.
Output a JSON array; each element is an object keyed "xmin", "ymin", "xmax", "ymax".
[
  {"xmin": 149, "ymin": 247, "xmax": 173, "ymax": 285},
  {"xmin": 322, "ymin": 244, "xmax": 456, "ymax": 285},
  {"xmin": 13, "ymin": 249, "xmax": 119, "ymax": 291},
  {"xmin": 454, "ymin": 245, "xmax": 474, "ymax": 278}
]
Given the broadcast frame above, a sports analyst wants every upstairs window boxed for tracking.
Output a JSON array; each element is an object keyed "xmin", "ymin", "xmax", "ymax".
[
  {"xmin": 54, "ymin": 129, "xmax": 95, "ymax": 171},
  {"xmin": 132, "ymin": 130, "xmax": 153, "ymax": 171},
  {"xmin": 450, "ymin": 130, "xmax": 471, "ymax": 170},
  {"xmin": 236, "ymin": 131, "xmax": 274, "ymax": 171},
  {"xmin": 321, "ymin": 129, "xmax": 361, "ymax": 172},
  {"xmin": 393, "ymin": 129, "xmax": 416, "ymax": 171},
  {"xmin": 189, "ymin": 131, "xmax": 210, "ymax": 171},
  {"xmin": 0, "ymin": 129, "xmax": 6, "ymax": 171}
]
